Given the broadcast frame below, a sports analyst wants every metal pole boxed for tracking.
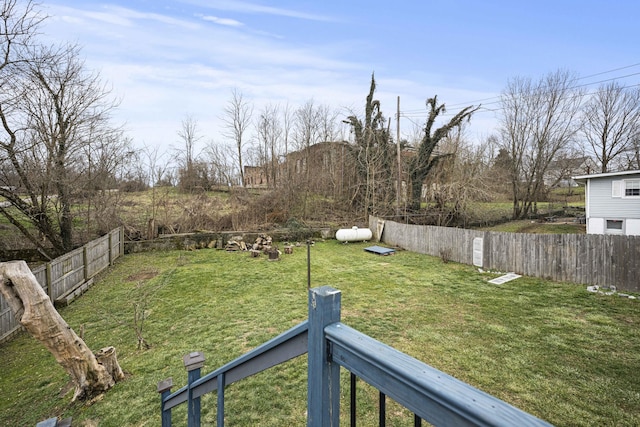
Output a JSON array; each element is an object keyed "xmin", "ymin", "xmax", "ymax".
[{"xmin": 396, "ymin": 96, "xmax": 402, "ymax": 216}]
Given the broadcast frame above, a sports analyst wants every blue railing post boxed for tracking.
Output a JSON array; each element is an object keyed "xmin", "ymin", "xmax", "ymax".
[
  {"xmin": 308, "ymin": 286, "xmax": 341, "ymax": 427},
  {"xmin": 184, "ymin": 352, "xmax": 205, "ymax": 427},
  {"xmin": 157, "ymin": 378, "xmax": 173, "ymax": 427},
  {"xmin": 217, "ymin": 372, "xmax": 225, "ymax": 426}
]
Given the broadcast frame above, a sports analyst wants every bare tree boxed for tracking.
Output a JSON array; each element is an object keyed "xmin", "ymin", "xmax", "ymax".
[
  {"xmin": 81, "ymin": 132, "xmax": 135, "ymax": 237},
  {"xmin": 626, "ymin": 136, "xmax": 640, "ymax": 170},
  {"xmin": 137, "ymin": 144, "xmax": 174, "ymax": 238},
  {"xmin": 204, "ymin": 139, "xmax": 236, "ymax": 187},
  {"xmin": 293, "ymin": 99, "xmax": 322, "ymax": 218},
  {"xmin": 221, "ymin": 88, "xmax": 253, "ymax": 187},
  {"xmin": 408, "ymin": 96, "xmax": 479, "ymax": 210},
  {"xmin": 279, "ymin": 102, "xmax": 297, "ymax": 210},
  {"xmin": 426, "ymin": 130, "xmax": 496, "ymax": 226},
  {"xmin": 317, "ymin": 104, "xmax": 340, "ymax": 143},
  {"xmin": 499, "ymin": 69, "xmax": 585, "ymax": 219},
  {"xmin": 177, "ymin": 115, "xmax": 198, "ymax": 170},
  {"xmin": 0, "ymin": 41, "xmax": 124, "ymax": 257},
  {"xmin": 256, "ymin": 103, "xmax": 282, "ymax": 188},
  {"xmin": 0, "ymin": 0, "xmax": 43, "ymax": 72},
  {"xmin": 582, "ymin": 82, "xmax": 640, "ymax": 173},
  {"xmin": 281, "ymin": 102, "xmax": 294, "ymax": 157},
  {"xmin": 175, "ymin": 115, "xmax": 203, "ymax": 192}
]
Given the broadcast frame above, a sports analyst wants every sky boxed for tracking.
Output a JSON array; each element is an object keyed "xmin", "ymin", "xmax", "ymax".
[{"xmin": 38, "ymin": 0, "xmax": 640, "ymax": 158}]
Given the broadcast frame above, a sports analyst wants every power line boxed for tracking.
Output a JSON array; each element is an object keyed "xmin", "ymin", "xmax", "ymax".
[
  {"xmin": 447, "ymin": 63, "xmax": 640, "ymax": 109},
  {"xmin": 400, "ymin": 62, "xmax": 640, "ymax": 115},
  {"xmin": 471, "ymin": 81, "xmax": 640, "ymax": 116},
  {"xmin": 400, "ymin": 79, "xmax": 640, "ymax": 119}
]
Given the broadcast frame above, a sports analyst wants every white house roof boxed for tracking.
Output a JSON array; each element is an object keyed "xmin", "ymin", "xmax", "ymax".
[{"xmin": 572, "ymin": 170, "xmax": 640, "ymax": 185}]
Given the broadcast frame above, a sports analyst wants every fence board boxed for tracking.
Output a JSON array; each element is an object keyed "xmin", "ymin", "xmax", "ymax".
[
  {"xmin": 49, "ymin": 248, "xmax": 85, "ymax": 301},
  {"xmin": 0, "ymin": 294, "xmax": 20, "ymax": 342},
  {"xmin": 110, "ymin": 228, "xmax": 122, "ymax": 263},
  {"xmin": 86, "ymin": 235, "xmax": 110, "ymax": 278},
  {"xmin": 370, "ymin": 217, "xmax": 640, "ymax": 293}
]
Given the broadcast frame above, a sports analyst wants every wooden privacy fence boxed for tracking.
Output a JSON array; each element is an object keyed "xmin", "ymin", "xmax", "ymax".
[
  {"xmin": 0, "ymin": 228, "xmax": 124, "ymax": 344},
  {"xmin": 370, "ymin": 216, "xmax": 640, "ymax": 293}
]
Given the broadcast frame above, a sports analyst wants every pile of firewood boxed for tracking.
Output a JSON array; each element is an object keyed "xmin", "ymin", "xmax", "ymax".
[
  {"xmin": 252, "ymin": 234, "xmax": 273, "ymax": 251},
  {"xmin": 224, "ymin": 237, "xmax": 247, "ymax": 251},
  {"xmin": 225, "ymin": 234, "xmax": 274, "ymax": 252}
]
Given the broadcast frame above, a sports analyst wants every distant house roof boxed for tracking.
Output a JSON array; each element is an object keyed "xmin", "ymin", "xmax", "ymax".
[
  {"xmin": 573, "ymin": 169, "xmax": 640, "ymax": 185},
  {"xmin": 548, "ymin": 156, "xmax": 592, "ymax": 170}
]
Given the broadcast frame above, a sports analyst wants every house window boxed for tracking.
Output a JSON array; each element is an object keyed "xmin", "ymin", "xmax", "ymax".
[
  {"xmin": 612, "ymin": 179, "xmax": 640, "ymax": 198},
  {"xmin": 625, "ymin": 180, "xmax": 640, "ymax": 197},
  {"xmin": 606, "ymin": 219, "xmax": 624, "ymax": 234}
]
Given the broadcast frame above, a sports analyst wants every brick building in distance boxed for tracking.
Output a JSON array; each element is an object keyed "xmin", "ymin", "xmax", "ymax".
[{"xmin": 244, "ymin": 141, "xmax": 357, "ymax": 199}]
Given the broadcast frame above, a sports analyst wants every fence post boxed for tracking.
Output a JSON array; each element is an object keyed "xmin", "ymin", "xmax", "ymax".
[
  {"xmin": 157, "ymin": 378, "xmax": 173, "ymax": 427},
  {"xmin": 83, "ymin": 246, "xmax": 89, "ymax": 282},
  {"xmin": 108, "ymin": 230, "xmax": 114, "ymax": 266},
  {"xmin": 45, "ymin": 262, "xmax": 53, "ymax": 301},
  {"xmin": 119, "ymin": 226, "xmax": 125, "ymax": 257},
  {"xmin": 307, "ymin": 286, "xmax": 341, "ymax": 427},
  {"xmin": 184, "ymin": 351, "xmax": 205, "ymax": 427}
]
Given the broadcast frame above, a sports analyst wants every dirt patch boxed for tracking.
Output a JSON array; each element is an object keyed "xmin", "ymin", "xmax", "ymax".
[
  {"xmin": 518, "ymin": 223, "xmax": 542, "ymax": 233},
  {"xmin": 126, "ymin": 270, "xmax": 158, "ymax": 282}
]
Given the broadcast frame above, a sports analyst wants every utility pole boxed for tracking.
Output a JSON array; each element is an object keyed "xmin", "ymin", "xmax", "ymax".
[{"xmin": 396, "ymin": 96, "xmax": 402, "ymax": 216}]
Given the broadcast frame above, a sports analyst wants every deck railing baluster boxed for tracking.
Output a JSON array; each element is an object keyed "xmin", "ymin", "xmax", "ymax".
[
  {"xmin": 217, "ymin": 372, "xmax": 225, "ymax": 427},
  {"xmin": 350, "ymin": 373, "xmax": 357, "ymax": 427}
]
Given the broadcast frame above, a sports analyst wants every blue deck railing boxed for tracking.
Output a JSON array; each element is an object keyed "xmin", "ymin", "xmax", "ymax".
[{"xmin": 157, "ymin": 286, "xmax": 553, "ymax": 426}]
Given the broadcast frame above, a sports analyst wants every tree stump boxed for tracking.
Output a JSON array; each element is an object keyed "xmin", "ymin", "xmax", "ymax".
[
  {"xmin": 249, "ymin": 249, "xmax": 261, "ymax": 258},
  {"xmin": 0, "ymin": 261, "xmax": 123, "ymax": 401},
  {"xmin": 95, "ymin": 346, "xmax": 125, "ymax": 382},
  {"xmin": 268, "ymin": 249, "xmax": 280, "ymax": 261}
]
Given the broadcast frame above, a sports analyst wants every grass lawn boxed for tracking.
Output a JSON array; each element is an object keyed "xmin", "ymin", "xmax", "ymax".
[
  {"xmin": 1, "ymin": 241, "xmax": 639, "ymax": 426},
  {"xmin": 477, "ymin": 219, "xmax": 587, "ymax": 234}
]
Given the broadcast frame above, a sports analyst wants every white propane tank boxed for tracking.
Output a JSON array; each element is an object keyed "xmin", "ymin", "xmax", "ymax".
[{"xmin": 335, "ymin": 226, "xmax": 373, "ymax": 242}]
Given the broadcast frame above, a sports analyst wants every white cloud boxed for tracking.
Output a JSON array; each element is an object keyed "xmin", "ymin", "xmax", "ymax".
[
  {"xmin": 181, "ymin": 0, "xmax": 336, "ymax": 22},
  {"xmin": 101, "ymin": 5, "xmax": 201, "ymax": 29},
  {"xmin": 199, "ymin": 15, "xmax": 244, "ymax": 27}
]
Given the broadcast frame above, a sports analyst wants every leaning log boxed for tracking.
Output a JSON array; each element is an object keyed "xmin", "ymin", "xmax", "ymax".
[{"xmin": 0, "ymin": 261, "xmax": 123, "ymax": 401}]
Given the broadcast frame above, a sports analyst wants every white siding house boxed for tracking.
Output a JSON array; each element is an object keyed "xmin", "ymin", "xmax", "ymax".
[{"xmin": 573, "ymin": 170, "xmax": 640, "ymax": 236}]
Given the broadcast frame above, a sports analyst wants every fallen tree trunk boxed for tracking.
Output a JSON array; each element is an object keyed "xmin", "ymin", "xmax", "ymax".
[{"xmin": 0, "ymin": 261, "xmax": 123, "ymax": 401}]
